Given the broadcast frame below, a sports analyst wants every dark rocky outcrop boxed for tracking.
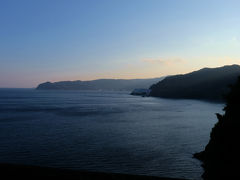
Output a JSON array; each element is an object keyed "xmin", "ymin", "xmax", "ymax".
[
  {"xmin": 194, "ymin": 77, "xmax": 240, "ymax": 179},
  {"xmin": 131, "ymin": 89, "xmax": 151, "ymax": 96},
  {"xmin": 150, "ymin": 65, "xmax": 240, "ymax": 101},
  {"xmin": 36, "ymin": 78, "xmax": 164, "ymax": 91}
]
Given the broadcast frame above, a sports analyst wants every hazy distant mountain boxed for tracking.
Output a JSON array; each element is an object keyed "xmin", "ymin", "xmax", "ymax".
[
  {"xmin": 150, "ymin": 65, "xmax": 240, "ymax": 101},
  {"xmin": 36, "ymin": 77, "xmax": 165, "ymax": 91}
]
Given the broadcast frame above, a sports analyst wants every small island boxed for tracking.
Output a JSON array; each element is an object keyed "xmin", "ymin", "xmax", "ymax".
[{"xmin": 130, "ymin": 89, "xmax": 151, "ymax": 96}]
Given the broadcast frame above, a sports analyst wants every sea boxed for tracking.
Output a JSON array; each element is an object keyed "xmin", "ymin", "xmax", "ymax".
[{"xmin": 0, "ymin": 89, "xmax": 224, "ymax": 179}]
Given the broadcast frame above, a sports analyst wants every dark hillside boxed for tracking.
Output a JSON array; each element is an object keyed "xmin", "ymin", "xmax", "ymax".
[{"xmin": 150, "ymin": 65, "xmax": 240, "ymax": 101}]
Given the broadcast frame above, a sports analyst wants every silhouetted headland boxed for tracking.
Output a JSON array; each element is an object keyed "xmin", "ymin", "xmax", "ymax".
[
  {"xmin": 0, "ymin": 164, "xmax": 186, "ymax": 180},
  {"xmin": 150, "ymin": 65, "xmax": 240, "ymax": 102},
  {"xmin": 36, "ymin": 78, "xmax": 164, "ymax": 91},
  {"xmin": 194, "ymin": 76, "xmax": 240, "ymax": 179}
]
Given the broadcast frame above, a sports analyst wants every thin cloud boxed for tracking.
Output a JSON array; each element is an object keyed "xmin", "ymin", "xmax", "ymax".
[{"xmin": 141, "ymin": 57, "xmax": 186, "ymax": 66}]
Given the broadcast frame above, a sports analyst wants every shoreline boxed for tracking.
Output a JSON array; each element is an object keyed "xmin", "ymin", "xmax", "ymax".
[{"xmin": 0, "ymin": 163, "xmax": 186, "ymax": 180}]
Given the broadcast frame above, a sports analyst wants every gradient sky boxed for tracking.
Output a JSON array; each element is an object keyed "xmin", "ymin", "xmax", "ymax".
[{"xmin": 1, "ymin": 0, "xmax": 240, "ymax": 87}]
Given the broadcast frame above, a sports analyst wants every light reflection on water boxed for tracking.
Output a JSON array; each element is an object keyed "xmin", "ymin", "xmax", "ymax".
[{"xmin": 0, "ymin": 89, "xmax": 223, "ymax": 180}]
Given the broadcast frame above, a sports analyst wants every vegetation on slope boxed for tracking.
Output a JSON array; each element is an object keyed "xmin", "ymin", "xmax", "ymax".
[{"xmin": 150, "ymin": 65, "xmax": 240, "ymax": 101}]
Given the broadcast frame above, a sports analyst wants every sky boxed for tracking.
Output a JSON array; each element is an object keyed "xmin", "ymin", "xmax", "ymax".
[{"xmin": 1, "ymin": 0, "xmax": 240, "ymax": 88}]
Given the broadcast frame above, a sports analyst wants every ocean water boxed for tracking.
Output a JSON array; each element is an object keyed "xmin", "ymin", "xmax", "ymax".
[{"xmin": 0, "ymin": 89, "xmax": 223, "ymax": 179}]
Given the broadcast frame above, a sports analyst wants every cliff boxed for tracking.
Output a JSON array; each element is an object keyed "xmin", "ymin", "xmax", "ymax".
[{"xmin": 194, "ymin": 77, "xmax": 240, "ymax": 179}]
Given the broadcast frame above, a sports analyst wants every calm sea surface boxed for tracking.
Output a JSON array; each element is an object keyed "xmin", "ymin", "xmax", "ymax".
[{"xmin": 0, "ymin": 89, "xmax": 223, "ymax": 179}]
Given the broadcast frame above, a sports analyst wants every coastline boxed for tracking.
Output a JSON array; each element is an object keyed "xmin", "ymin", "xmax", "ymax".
[{"xmin": 0, "ymin": 163, "xmax": 186, "ymax": 180}]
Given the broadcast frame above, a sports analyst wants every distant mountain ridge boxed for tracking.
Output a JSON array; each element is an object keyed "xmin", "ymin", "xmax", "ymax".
[
  {"xmin": 150, "ymin": 65, "xmax": 240, "ymax": 101},
  {"xmin": 36, "ymin": 77, "xmax": 165, "ymax": 91}
]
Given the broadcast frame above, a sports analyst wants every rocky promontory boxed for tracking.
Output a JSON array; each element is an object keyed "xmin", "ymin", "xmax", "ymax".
[{"xmin": 194, "ymin": 77, "xmax": 240, "ymax": 179}]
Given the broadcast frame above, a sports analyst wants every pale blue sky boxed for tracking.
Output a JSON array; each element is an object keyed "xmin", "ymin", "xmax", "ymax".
[{"xmin": 1, "ymin": 0, "xmax": 240, "ymax": 87}]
